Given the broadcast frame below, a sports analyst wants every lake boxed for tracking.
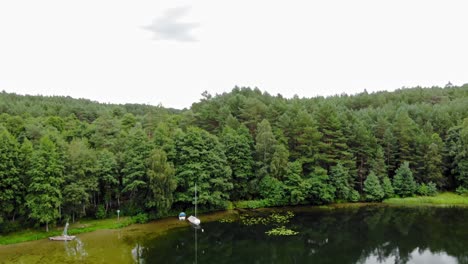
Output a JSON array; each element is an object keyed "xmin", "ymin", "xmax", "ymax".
[{"xmin": 1, "ymin": 205, "xmax": 467, "ymax": 264}]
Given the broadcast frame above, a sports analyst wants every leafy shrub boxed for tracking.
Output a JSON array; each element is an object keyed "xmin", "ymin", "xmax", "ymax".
[
  {"xmin": 417, "ymin": 182, "xmax": 438, "ymax": 196},
  {"xmin": 456, "ymin": 186, "xmax": 468, "ymax": 195},
  {"xmin": 95, "ymin": 205, "xmax": 106, "ymax": 219},
  {"xmin": 349, "ymin": 190, "xmax": 361, "ymax": 202},
  {"xmin": 132, "ymin": 213, "xmax": 149, "ymax": 224}
]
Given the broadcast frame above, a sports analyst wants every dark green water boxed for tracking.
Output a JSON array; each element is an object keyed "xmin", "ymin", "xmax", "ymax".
[
  {"xmin": 1, "ymin": 206, "xmax": 467, "ymax": 263},
  {"xmin": 139, "ymin": 206, "xmax": 468, "ymax": 264}
]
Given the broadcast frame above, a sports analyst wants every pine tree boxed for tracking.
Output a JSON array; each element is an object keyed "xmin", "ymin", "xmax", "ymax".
[
  {"xmin": 255, "ymin": 119, "xmax": 277, "ymax": 178},
  {"xmin": 315, "ymin": 103, "xmax": 354, "ymax": 173},
  {"xmin": 0, "ymin": 127, "xmax": 20, "ymax": 223},
  {"xmin": 392, "ymin": 161, "xmax": 417, "ymax": 197},
  {"xmin": 63, "ymin": 139, "xmax": 97, "ymax": 221},
  {"xmin": 382, "ymin": 176, "xmax": 395, "ymax": 198},
  {"xmin": 174, "ymin": 127, "xmax": 233, "ymax": 209},
  {"xmin": 26, "ymin": 136, "xmax": 64, "ymax": 232},
  {"xmin": 95, "ymin": 149, "xmax": 118, "ymax": 213},
  {"xmin": 363, "ymin": 171, "xmax": 384, "ymax": 201},
  {"xmin": 329, "ymin": 163, "xmax": 353, "ymax": 201},
  {"xmin": 122, "ymin": 126, "xmax": 151, "ymax": 211},
  {"xmin": 424, "ymin": 133, "xmax": 444, "ymax": 187},
  {"xmin": 306, "ymin": 167, "xmax": 335, "ymax": 204}
]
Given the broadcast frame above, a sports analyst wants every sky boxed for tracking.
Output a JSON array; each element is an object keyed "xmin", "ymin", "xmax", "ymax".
[{"xmin": 0, "ymin": 0, "xmax": 467, "ymax": 109}]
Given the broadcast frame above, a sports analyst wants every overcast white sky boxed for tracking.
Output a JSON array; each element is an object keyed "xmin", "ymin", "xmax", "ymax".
[{"xmin": 1, "ymin": 0, "xmax": 467, "ymax": 109}]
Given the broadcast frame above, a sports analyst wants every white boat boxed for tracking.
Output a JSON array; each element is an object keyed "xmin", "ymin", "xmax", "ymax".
[
  {"xmin": 187, "ymin": 183, "xmax": 201, "ymax": 226},
  {"xmin": 187, "ymin": 215, "xmax": 201, "ymax": 225}
]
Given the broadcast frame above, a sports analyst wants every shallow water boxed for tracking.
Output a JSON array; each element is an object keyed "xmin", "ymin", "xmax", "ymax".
[{"xmin": 1, "ymin": 206, "xmax": 467, "ymax": 264}]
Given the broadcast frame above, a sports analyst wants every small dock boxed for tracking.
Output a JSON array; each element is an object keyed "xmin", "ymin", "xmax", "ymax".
[{"xmin": 49, "ymin": 235, "xmax": 76, "ymax": 241}]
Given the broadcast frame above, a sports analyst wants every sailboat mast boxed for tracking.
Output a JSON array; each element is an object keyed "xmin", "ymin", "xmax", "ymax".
[{"xmin": 195, "ymin": 183, "xmax": 197, "ymax": 217}]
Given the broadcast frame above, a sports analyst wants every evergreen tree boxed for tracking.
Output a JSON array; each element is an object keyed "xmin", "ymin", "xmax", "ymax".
[
  {"xmin": 62, "ymin": 139, "xmax": 97, "ymax": 221},
  {"xmin": 382, "ymin": 176, "xmax": 395, "ymax": 198},
  {"xmin": 26, "ymin": 136, "xmax": 64, "ymax": 231},
  {"xmin": 255, "ymin": 119, "xmax": 277, "ymax": 178},
  {"xmin": 424, "ymin": 133, "xmax": 444, "ymax": 187},
  {"xmin": 329, "ymin": 163, "xmax": 353, "ymax": 201},
  {"xmin": 392, "ymin": 161, "xmax": 417, "ymax": 197},
  {"xmin": 95, "ymin": 149, "xmax": 119, "ymax": 212},
  {"xmin": 174, "ymin": 127, "xmax": 233, "ymax": 209},
  {"xmin": 288, "ymin": 110, "xmax": 322, "ymax": 174},
  {"xmin": 315, "ymin": 103, "xmax": 354, "ymax": 172},
  {"xmin": 0, "ymin": 127, "xmax": 21, "ymax": 223},
  {"xmin": 369, "ymin": 146, "xmax": 387, "ymax": 179},
  {"xmin": 454, "ymin": 119, "xmax": 468, "ymax": 192},
  {"xmin": 393, "ymin": 110, "xmax": 417, "ymax": 169},
  {"xmin": 306, "ymin": 167, "xmax": 335, "ymax": 204},
  {"xmin": 121, "ymin": 126, "xmax": 151, "ymax": 212},
  {"xmin": 270, "ymin": 144, "xmax": 289, "ymax": 180},
  {"xmin": 283, "ymin": 161, "xmax": 310, "ymax": 205},
  {"xmin": 363, "ymin": 171, "xmax": 384, "ymax": 201}
]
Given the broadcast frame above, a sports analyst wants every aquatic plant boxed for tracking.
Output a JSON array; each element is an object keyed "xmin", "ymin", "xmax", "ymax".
[
  {"xmin": 219, "ymin": 218, "xmax": 235, "ymax": 223},
  {"xmin": 265, "ymin": 226, "xmax": 299, "ymax": 236},
  {"xmin": 240, "ymin": 211, "xmax": 295, "ymax": 226}
]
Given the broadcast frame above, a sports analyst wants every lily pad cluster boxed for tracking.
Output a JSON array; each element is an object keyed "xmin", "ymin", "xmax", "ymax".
[
  {"xmin": 240, "ymin": 211, "xmax": 295, "ymax": 226},
  {"xmin": 265, "ymin": 226, "xmax": 299, "ymax": 236}
]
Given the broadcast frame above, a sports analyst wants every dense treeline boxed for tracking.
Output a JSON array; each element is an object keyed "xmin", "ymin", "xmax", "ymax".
[{"xmin": 1, "ymin": 85, "xmax": 468, "ymax": 232}]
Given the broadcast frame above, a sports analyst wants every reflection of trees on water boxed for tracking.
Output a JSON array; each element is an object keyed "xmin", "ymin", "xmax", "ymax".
[
  {"xmin": 64, "ymin": 238, "xmax": 88, "ymax": 260},
  {"xmin": 139, "ymin": 206, "xmax": 468, "ymax": 264}
]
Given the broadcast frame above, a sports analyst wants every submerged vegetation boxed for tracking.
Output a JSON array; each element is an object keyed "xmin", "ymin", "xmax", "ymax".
[{"xmin": 1, "ymin": 85, "xmax": 468, "ymax": 233}]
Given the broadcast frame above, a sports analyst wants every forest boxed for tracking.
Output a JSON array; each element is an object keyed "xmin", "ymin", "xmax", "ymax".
[{"xmin": 1, "ymin": 85, "xmax": 468, "ymax": 232}]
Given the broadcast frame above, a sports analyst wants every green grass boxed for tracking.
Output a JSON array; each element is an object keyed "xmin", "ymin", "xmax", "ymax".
[
  {"xmin": 383, "ymin": 192, "xmax": 468, "ymax": 206},
  {"xmin": 0, "ymin": 217, "xmax": 131, "ymax": 245}
]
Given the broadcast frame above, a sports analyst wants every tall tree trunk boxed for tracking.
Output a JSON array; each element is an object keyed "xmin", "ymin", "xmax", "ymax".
[{"xmin": 46, "ymin": 222, "xmax": 49, "ymax": 232}]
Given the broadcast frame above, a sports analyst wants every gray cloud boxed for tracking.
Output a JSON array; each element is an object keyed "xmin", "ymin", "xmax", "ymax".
[{"xmin": 143, "ymin": 6, "xmax": 199, "ymax": 42}]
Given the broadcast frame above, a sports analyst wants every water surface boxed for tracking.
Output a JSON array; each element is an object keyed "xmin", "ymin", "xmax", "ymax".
[{"xmin": 1, "ymin": 206, "xmax": 467, "ymax": 264}]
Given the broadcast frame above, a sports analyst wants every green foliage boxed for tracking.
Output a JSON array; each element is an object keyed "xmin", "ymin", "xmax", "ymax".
[
  {"xmin": 233, "ymin": 199, "xmax": 271, "ymax": 209},
  {"xmin": 2, "ymin": 86, "xmax": 468, "ymax": 233},
  {"xmin": 364, "ymin": 172, "xmax": 384, "ymax": 201},
  {"xmin": 384, "ymin": 192, "xmax": 468, "ymax": 205},
  {"xmin": 95, "ymin": 204, "xmax": 106, "ymax": 219},
  {"xmin": 382, "ymin": 176, "xmax": 395, "ymax": 198},
  {"xmin": 221, "ymin": 125, "xmax": 254, "ymax": 200},
  {"xmin": 307, "ymin": 167, "xmax": 336, "ymax": 204},
  {"xmin": 146, "ymin": 149, "xmax": 176, "ymax": 215},
  {"xmin": 329, "ymin": 163, "xmax": 353, "ymax": 200},
  {"xmin": 174, "ymin": 127, "xmax": 233, "ymax": 209},
  {"xmin": 417, "ymin": 182, "xmax": 438, "ymax": 196},
  {"xmin": 393, "ymin": 162, "xmax": 417, "ymax": 197},
  {"xmin": 0, "ymin": 127, "xmax": 21, "ymax": 222},
  {"xmin": 26, "ymin": 136, "xmax": 64, "ymax": 231},
  {"xmin": 131, "ymin": 213, "xmax": 149, "ymax": 224},
  {"xmin": 258, "ymin": 176, "xmax": 286, "ymax": 205},
  {"xmin": 265, "ymin": 226, "xmax": 299, "ymax": 236},
  {"xmin": 255, "ymin": 119, "xmax": 277, "ymax": 177}
]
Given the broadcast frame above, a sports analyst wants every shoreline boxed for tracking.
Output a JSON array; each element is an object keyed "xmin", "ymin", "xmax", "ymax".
[{"xmin": 1, "ymin": 192, "xmax": 467, "ymax": 246}]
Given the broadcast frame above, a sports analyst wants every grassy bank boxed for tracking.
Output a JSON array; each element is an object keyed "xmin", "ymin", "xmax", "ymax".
[
  {"xmin": 0, "ymin": 217, "xmax": 131, "ymax": 245},
  {"xmin": 2, "ymin": 193, "xmax": 467, "ymax": 245},
  {"xmin": 383, "ymin": 192, "xmax": 468, "ymax": 206}
]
